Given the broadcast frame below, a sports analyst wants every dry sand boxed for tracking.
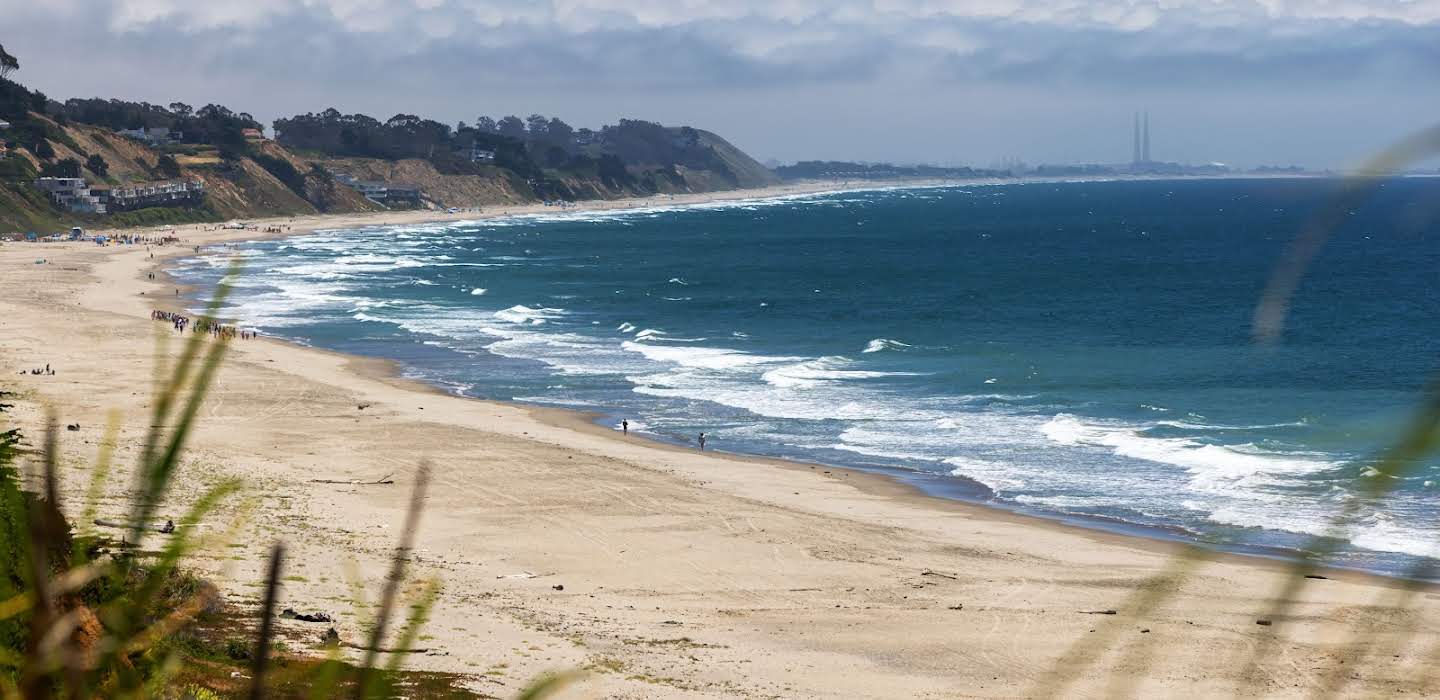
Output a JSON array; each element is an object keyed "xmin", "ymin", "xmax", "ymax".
[{"xmin": 3, "ymin": 183, "xmax": 1439, "ymax": 698}]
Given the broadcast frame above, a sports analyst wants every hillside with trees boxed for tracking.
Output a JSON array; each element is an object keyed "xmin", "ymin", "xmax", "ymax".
[
  {"xmin": 273, "ymin": 110, "xmax": 777, "ymax": 201},
  {"xmin": 0, "ymin": 39, "xmax": 778, "ymax": 232}
]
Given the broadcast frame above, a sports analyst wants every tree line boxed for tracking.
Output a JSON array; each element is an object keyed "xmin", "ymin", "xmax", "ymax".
[
  {"xmin": 272, "ymin": 110, "xmax": 736, "ymax": 192},
  {"xmin": 53, "ymin": 99, "xmax": 262, "ymax": 155},
  {"xmin": 0, "ymin": 39, "xmax": 742, "ymax": 201}
]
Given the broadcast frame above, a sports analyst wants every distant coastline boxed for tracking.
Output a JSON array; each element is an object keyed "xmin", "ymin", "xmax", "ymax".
[{"xmin": 90, "ymin": 169, "xmax": 1339, "ymax": 243}]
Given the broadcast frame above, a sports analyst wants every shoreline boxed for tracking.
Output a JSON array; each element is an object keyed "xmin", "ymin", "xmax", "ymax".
[
  {"xmin": 159, "ymin": 291, "xmax": 1425, "ymax": 595},
  {"xmin": 284, "ymin": 324, "xmax": 1433, "ymax": 589},
  {"xmin": 159, "ymin": 174, "xmax": 1426, "ymax": 584},
  {"xmin": 5, "ymin": 176, "xmax": 1438, "ymax": 696}
]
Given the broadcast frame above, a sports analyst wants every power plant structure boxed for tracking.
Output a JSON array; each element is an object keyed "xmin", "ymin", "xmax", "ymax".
[{"xmin": 1132, "ymin": 111, "xmax": 1152, "ymax": 166}]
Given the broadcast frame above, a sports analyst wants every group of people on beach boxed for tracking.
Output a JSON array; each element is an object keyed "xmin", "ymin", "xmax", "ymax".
[
  {"xmin": 150, "ymin": 310, "xmax": 257, "ymax": 340},
  {"xmin": 19, "ymin": 364, "xmax": 54, "ymax": 376}
]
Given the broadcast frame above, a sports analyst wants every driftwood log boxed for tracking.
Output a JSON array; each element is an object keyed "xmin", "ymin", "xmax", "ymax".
[
  {"xmin": 93, "ymin": 518, "xmax": 175, "ymax": 533},
  {"xmin": 309, "ymin": 473, "xmax": 395, "ymax": 485},
  {"xmin": 340, "ymin": 642, "xmax": 432, "ymax": 653},
  {"xmin": 318, "ymin": 628, "xmax": 430, "ymax": 653}
]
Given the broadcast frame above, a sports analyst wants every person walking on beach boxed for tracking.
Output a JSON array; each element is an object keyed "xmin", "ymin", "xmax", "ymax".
[
  {"xmin": 697, "ymin": 432, "xmax": 707, "ymax": 450},
  {"xmin": 621, "ymin": 419, "xmax": 629, "ymax": 435}
]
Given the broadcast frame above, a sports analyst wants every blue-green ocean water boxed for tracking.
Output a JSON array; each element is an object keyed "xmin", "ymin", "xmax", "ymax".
[{"xmin": 176, "ymin": 178, "xmax": 1440, "ymax": 575}]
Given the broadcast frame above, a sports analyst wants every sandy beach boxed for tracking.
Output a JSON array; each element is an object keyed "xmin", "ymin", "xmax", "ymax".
[{"xmin": 3, "ymin": 182, "xmax": 1438, "ymax": 698}]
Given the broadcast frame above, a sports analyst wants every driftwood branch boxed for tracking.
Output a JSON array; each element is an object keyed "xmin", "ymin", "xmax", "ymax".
[
  {"xmin": 94, "ymin": 518, "xmax": 174, "ymax": 533},
  {"xmin": 318, "ymin": 627, "xmax": 430, "ymax": 653},
  {"xmin": 340, "ymin": 642, "xmax": 432, "ymax": 653},
  {"xmin": 309, "ymin": 473, "xmax": 394, "ymax": 485}
]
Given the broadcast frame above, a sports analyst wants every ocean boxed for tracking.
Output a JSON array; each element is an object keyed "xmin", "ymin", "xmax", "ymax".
[{"xmin": 174, "ymin": 177, "xmax": 1440, "ymax": 577}]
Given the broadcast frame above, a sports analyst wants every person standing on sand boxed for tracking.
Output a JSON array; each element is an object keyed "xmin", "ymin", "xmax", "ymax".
[
  {"xmin": 622, "ymin": 419, "xmax": 629, "ymax": 435},
  {"xmin": 698, "ymin": 432, "xmax": 707, "ymax": 450}
]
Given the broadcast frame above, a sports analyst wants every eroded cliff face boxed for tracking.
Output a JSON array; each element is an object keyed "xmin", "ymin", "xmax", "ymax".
[{"xmin": 3, "ymin": 118, "xmax": 777, "ymax": 230}]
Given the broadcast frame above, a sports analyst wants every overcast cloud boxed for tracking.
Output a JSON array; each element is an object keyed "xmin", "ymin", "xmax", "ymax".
[{"xmin": 3, "ymin": 0, "xmax": 1438, "ymax": 167}]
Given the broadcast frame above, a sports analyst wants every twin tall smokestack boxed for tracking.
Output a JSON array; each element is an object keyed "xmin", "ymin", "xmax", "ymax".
[{"xmin": 1132, "ymin": 111, "xmax": 1151, "ymax": 165}]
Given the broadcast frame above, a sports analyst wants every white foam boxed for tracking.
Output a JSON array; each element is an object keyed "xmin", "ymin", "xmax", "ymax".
[
  {"xmin": 760, "ymin": 356, "xmax": 919, "ymax": 389},
  {"xmin": 216, "ymin": 277, "xmax": 366, "ymax": 328},
  {"xmin": 1155, "ymin": 419, "xmax": 1307, "ymax": 431},
  {"xmin": 1041, "ymin": 414, "xmax": 1339, "ymax": 500},
  {"xmin": 943, "ymin": 456, "xmax": 1026, "ymax": 492},
  {"xmin": 1013, "ymin": 494, "xmax": 1123, "ymax": 509},
  {"xmin": 494, "ymin": 305, "xmax": 566, "ymax": 325},
  {"xmin": 621, "ymin": 342, "xmax": 797, "ymax": 370},
  {"xmin": 1350, "ymin": 514, "xmax": 1440, "ymax": 559},
  {"xmin": 862, "ymin": 338, "xmax": 912, "ymax": 353},
  {"xmin": 470, "ymin": 288, "xmax": 488, "ymax": 296}
]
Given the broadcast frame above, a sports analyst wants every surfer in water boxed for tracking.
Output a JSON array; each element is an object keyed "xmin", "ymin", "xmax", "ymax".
[{"xmin": 621, "ymin": 419, "xmax": 629, "ymax": 435}]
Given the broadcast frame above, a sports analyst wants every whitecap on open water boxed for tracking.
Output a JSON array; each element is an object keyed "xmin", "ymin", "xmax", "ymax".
[{"xmin": 174, "ymin": 178, "xmax": 1440, "ymax": 577}]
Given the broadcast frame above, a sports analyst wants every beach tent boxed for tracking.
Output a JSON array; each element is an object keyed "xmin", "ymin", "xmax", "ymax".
[{"xmin": 24, "ymin": 232, "xmax": 36, "ymax": 241}]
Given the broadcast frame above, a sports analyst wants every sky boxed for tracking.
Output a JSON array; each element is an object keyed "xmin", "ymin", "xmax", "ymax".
[{"xmin": 2, "ymin": 1, "xmax": 1438, "ymax": 169}]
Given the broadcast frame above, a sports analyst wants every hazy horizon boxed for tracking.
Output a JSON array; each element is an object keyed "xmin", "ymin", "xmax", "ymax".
[{"xmin": 3, "ymin": 1, "xmax": 1438, "ymax": 170}]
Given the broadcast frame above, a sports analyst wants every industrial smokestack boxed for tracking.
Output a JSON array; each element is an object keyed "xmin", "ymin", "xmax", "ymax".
[
  {"xmin": 1133, "ymin": 112, "xmax": 1141, "ymax": 165},
  {"xmin": 1142, "ymin": 111, "xmax": 1151, "ymax": 163}
]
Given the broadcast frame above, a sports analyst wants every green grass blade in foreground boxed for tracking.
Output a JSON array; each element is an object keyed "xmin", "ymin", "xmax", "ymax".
[
  {"xmin": 355, "ymin": 462, "xmax": 430, "ymax": 699},
  {"xmin": 1030, "ymin": 122, "xmax": 1440, "ymax": 697},
  {"xmin": 1253, "ymin": 122, "xmax": 1440, "ymax": 345},
  {"xmin": 1231, "ymin": 378, "xmax": 1440, "ymax": 692},
  {"xmin": 1226, "ymin": 126, "xmax": 1440, "ymax": 695},
  {"xmin": 1029, "ymin": 545, "xmax": 1210, "ymax": 698},
  {"xmin": 248, "ymin": 544, "xmax": 284, "ymax": 700},
  {"xmin": 384, "ymin": 578, "xmax": 440, "ymax": 672},
  {"xmin": 133, "ymin": 259, "xmax": 241, "ymax": 546},
  {"xmin": 129, "ymin": 478, "xmax": 241, "ymax": 623},
  {"xmin": 89, "ymin": 477, "xmax": 241, "ymax": 687},
  {"xmin": 74, "ymin": 411, "xmax": 120, "ymax": 553},
  {"xmin": 304, "ymin": 648, "xmax": 347, "ymax": 700},
  {"xmin": 513, "ymin": 671, "xmax": 585, "ymax": 700},
  {"xmin": 132, "ymin": 327, "xmax": 229, "ymax": 546},
  {"xmin": 25, "ymin": 416, "xmax": 98, "ymax": 697},
  {"xmin": 139, "ymin": 268, "xmax": 223, "ymax": 475}
]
